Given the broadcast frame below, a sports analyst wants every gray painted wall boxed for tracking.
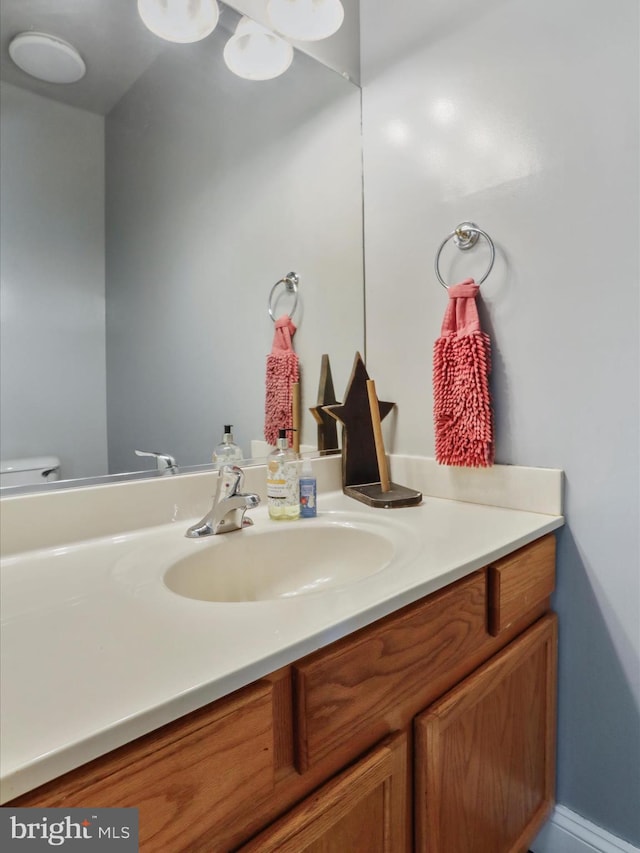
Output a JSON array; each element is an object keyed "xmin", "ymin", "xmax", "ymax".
[
  {"xmin": 0, "ymin": 82, "xmax": 108, "ymax": 480},
  {"xmin": 105, "ymin": 32, "xmax": 363, "ymax": 473},
  {"xmin": 360, "ymin": 0, "xmax": 639, "ymax": 845}
]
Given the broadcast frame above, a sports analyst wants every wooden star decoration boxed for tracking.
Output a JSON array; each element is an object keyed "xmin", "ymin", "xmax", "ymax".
[
  {"xmin": 309, "ymin": 354, "xmax": 340, "ymax": 452},
  {"xmin": 323, "ymin": 352, "xmax": 394, "ymax": 489}
]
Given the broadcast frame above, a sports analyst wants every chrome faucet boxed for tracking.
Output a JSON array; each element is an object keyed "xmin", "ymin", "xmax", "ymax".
[
  {"xmin": 135, "ymin": 449, "xmax": 178, "ymax": 475},
  {"xmin": 186, "ymin": 465, "xmax": 260, "ymax": 538}
]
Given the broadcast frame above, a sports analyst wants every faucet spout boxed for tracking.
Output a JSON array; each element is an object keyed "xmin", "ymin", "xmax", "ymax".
[
  {"xmin": 185, "ymin": 465, "xmax": 260, "ymax": 538},
  {"xmin": 135, "ymin": 449, "xmax": 178, "ymax": 475}
]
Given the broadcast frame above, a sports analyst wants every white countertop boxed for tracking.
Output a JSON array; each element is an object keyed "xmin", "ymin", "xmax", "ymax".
[{"xmin": 0, "ymin": 471, "xmax": 563, "ymax": 803}]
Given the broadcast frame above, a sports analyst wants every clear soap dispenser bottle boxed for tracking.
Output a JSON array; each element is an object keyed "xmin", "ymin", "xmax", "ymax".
[
  {"xmin": 267, "ymin": 429, "xmax": 300, "ymax": 520},
  {"xmin": 212, "ymin": 425, "xmax": 243, "ymax": 467}
]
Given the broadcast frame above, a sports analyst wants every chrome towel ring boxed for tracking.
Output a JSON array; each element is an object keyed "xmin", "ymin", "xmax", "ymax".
[
  {"xmin": 434, "ymin": 222, "xmax": 495, "ymax": 289},
  {"xmin": 268, "ymin": 271, "xmax": 299, "ymax": 322}
]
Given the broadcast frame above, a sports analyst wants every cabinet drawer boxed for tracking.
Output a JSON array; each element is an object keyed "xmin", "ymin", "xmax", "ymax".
[
  {"xmin": 12, "ymin": 681, "xmax": 276, "ymax": 852},
  {"xmin": 488, "ymin": 534, "xmax": 555, "ymax": 636},
  {"xmin": 293, "ymin": 572, "xmax": 487, "ymax": 772}
]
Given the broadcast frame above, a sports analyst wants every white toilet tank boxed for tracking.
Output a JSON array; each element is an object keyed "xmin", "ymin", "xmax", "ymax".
[{"xmin": 0, "ymin": 456, "xmax": 61, "ymax": 487}]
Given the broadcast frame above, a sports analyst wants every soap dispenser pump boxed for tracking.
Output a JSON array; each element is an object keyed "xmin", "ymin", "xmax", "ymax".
[
  {"xmin": 212, "ymin": 425, "xmax": 243, "ymax": 466},
  {"xmin": 267, "ymin": 429, "xmax": 299, "ymax": 520}
]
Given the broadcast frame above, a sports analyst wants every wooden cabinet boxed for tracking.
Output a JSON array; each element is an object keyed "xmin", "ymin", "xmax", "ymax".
[
  {"xmin": 238, "ymin": 733, "xmax": 409, "ymax": 853},
  {"xmin": 10, "ymin": 534, "xmax": 557, "ymax": 853},
  {"xmin": 415, "ymin": 614, "xmax": 557, "ymax": 853},
  {"xmin": 293, "ymin": 569, "xmax": 488, "ymax": 773},
  {"xmin": 11, "ymin": 681, "xmax": 277, "ymax": 852}
]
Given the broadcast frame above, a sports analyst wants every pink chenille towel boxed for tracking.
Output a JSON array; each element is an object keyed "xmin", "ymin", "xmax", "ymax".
[
  {"xmin": 433, "ymin": 278, "xmax": 494, "ymax": 467},
  {"xmin": 264, "ymin": 315, "xmax": 299, "ymax": 446}
]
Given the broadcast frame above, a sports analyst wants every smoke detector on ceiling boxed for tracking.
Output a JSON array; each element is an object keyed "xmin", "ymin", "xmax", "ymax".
[{"xmin": 8, "ymin": 32, "xmax": 86, "ymax": 84}]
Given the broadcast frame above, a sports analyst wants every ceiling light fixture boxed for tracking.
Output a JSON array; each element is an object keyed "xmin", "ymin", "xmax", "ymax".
[
  {"xmin": 8, "ymin": 32, "xmax": 86, "ymax": 84},
  {"xmin": 266, "ymin": 0, "xmax": 344, "ymax": 42},
  {"xmin": 223, "ymin": 17, "xmax": 293, "ymax": 81},
  {"xmin": 137, "ymin": 0, "xmax": 219, "ymax": 44}
]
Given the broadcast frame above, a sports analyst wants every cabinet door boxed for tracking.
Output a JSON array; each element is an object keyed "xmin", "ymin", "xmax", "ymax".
[
  {"xmin": 13, "ymin": 681, "xmax": 276, "ymax": 853},
  {"xmin": 238, "ymin": 732, "xmax": 409, "ymax": 853},
  {"xmin": 415, "ymin": 614, "xmax": 557, "ymax": 853}
]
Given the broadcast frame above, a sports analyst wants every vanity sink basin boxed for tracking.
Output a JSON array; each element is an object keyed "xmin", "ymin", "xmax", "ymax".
[{"xmin": 163, "ymin": 520, "xmax": 396, "ymax": 602}]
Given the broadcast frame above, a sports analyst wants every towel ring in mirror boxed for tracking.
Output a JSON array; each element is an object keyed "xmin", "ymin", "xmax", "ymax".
[
  {"xmin": 434, "ymin": 222, "xmax": 495, "ymax": 289},
  {"xmin": 268, "ymin": 272, "xmax": 299, "ymax": 321}
]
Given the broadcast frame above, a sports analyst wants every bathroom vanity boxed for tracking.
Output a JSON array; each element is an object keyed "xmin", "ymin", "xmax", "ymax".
[{"xmin": 0, "ymin": 456, "xmax": 563, "ymax": 852}]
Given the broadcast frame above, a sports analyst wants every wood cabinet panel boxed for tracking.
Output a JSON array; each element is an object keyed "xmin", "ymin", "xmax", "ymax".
[
  {"xmin": 294, "ymin": 572, "xmax": 487, "ymax": 772},
  {"xmin": 13, "ymin": 682, "xmax": 276, "ymax": 853},
  {"xmin": 414, "ymin": 614, "xmax": 557, "ymax": 853},
  {"xmin": 488, "ymin": 534, "xmax": 555, "ymax": 635},
  {"xmin": 237, "ymin": 732, "xmax": 409, "ymax": 853}
]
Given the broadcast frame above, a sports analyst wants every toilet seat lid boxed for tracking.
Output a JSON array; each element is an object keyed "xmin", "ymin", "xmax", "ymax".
[{"xmin": 1, "ymin": 456, "xmax": 60, "ymax": 474}]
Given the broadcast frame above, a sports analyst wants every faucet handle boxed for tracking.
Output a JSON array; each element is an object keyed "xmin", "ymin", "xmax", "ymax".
[
  {"xmin": 135, "ymin": 449, "xmax": 178, "ymax": 474},
  {"xmin": 215, "ymin": 465, "xmax": 244, "ymax": 501}
]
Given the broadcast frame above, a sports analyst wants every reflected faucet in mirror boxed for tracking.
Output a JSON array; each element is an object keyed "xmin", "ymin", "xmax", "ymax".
[
  {"xmin": 186, "ymin": 465, "xmax": 260, "ymax": 537},
  {"xmin": 134, "ymin": 450, "xmax": 178, "ymax": 475}
]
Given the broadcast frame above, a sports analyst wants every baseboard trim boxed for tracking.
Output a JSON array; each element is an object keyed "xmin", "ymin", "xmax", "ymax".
[{"xmin": 531, "ymin": 806, "xmax": 640, "ymax": 853}]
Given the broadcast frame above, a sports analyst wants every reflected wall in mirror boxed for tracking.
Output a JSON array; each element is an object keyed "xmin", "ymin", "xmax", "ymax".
[{"xmin": 0, "ymin": 0, "xmax": 364, "ymax": 490}]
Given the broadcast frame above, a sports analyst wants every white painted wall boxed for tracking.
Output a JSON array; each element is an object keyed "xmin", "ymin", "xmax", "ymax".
[
  {"xmin": 0, "ymin": 82, "xmax": 108, "ymax": 480},
  {"xmin": 360, "ymin": 0, "xmax": 639, "ymax": 846}
]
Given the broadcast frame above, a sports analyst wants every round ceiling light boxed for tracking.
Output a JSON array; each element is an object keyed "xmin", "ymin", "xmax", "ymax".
[
  {"xmin": 137, "ymin": 0, "xmax": 219, "ymax": 44},
  {"xmin": 8, "ymin": 32, "xmax": 86, "ymax": 84},
  {"xmin": 223, "ymin": 18, "xmax": 293, "ymax": 81},
  {"xmin": 266, "ymin": 0, "xmax": 344, "ymax": 42}
]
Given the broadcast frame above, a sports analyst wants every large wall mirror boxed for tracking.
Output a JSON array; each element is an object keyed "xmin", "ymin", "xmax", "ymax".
[{"xmin": 0, "ymin": 0, "xmax": 364, "ymax": 491}]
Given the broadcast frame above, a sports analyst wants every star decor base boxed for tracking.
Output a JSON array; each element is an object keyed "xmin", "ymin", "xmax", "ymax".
[{"xmin": 345, "ymin": 482, "xmax": 423, "ymax": 508}]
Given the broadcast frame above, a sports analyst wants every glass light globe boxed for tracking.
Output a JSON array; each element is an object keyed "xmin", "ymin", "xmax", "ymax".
[
  {"xmin": 137, "ymin": 0, "xmax": 219, "ymax": 44},
  {"xmin": 223, "ymin": 18, "xmax": 293, "ymax": 81},
  {"xmin": 266, "ymin": 0, "xmax": 344, "ymax": 42}
]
